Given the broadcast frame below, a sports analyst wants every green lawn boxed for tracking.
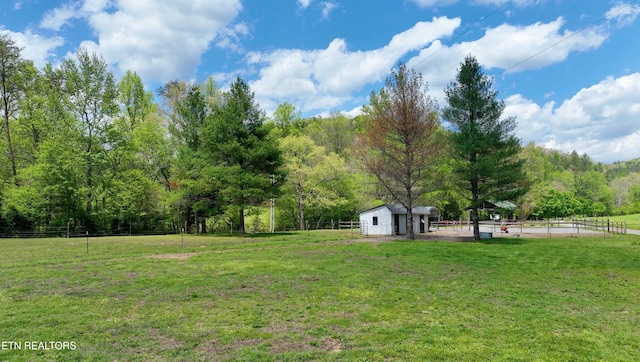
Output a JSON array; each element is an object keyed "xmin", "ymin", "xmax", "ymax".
[
  {"xmin": 2, "ymin": 231, "xmax": 640, "ymax": 361},
  {"xmin": 607, "ymin": 213, "xmax": 640, "ymax": 230}
]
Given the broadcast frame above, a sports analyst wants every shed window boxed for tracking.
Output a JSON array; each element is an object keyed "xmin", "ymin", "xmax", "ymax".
[{"xmin": 372, "ymin": 216, "xmax": 378, "ymax": 226}]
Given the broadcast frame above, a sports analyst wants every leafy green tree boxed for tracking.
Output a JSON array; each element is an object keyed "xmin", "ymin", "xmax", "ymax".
[
  {"xmin": 279, "ymin": 134, "xmax": 349, "ymax": 230},
  {"xmin": 59, "ymin": 49, "xmax": 118, "ymax": 229},
  {"xmin": 273, "ymin": 102, "xmax": 301, "ymax": 137},
  {"xmin": 575, "ymin": 170, "xmax": 613, "ymax": 214},
  {"xmin": 0, "ymin": 34, "xmax": 32, "ymax": 184},
  {"xmin": 610, "ymin": 172, "xmax": 640, "ymax": 213},
  {"xmin": 354, "ymin": 62, "xmax": 442, "ymax": 240},
  {"xmin": 119, "ymin": 70, "xmax": 153, "ymax": 128},
  {"xmin": 199, "ymin": 77, "xmax": 223, "ymax": 113},
  {"xmin": 203, "ymin": 77, "xmax": 283, "ymax": 234},
  {"xmin": 106, "ymin": 71, "xmax": 171, "ymax": 231},
  {"xmin": 549, "ymin": 170, "xmax": 575, "ymax": 192},
  {"xmin": 157, "ymin": 80, "xmax": 224, "ymax": 233},
  {"xmin": 537, "ymin": 189, "xmax": 582, "ymax": 219},
  {"xmin": 306, "ymin": 112, "xmax": 356, "ymax": 158},
  {"xmin": 442, "ymin": 55, "xmax": 528, "ymax": 240},
  {"xmin": 13, "ymin": 61, "xmax": 47, "ymax": 164}
]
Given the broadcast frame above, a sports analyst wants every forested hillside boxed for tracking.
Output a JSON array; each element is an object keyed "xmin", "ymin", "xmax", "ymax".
[{"xmin": 1, "ymin": 37, "xmax": 638, "ymax": 235}]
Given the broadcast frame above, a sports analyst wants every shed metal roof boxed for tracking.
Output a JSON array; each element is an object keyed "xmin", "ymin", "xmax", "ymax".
[{"xmin": 361, "ymin": 203, "xmax": 439, "ymax": 216}]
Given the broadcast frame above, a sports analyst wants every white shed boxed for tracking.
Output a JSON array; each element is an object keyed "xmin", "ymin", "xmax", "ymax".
[{"xmin": 359, "ymin": 204, "xmax": 440, "ymax": 236}]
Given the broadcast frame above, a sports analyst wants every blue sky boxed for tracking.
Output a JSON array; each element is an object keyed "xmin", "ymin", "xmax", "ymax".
[{"xmin": 2, "ymin": 0, "xmax": 640, "ymax": 163}]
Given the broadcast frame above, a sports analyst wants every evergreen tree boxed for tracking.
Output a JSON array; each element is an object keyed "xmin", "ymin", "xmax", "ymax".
[
  {"xmin": 204, "ymin": 77, "xmax": 283, "ymax": 234},
  {"xmin": 442, "ymin": 55, "xmax": 529, "ymax": 240}
]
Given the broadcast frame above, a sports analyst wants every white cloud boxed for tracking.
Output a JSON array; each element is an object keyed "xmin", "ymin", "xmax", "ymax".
[
  {"xmin": 320, "ymin": 1, "xmax": 338, "ymax": 19},
  {"xmin": 606, "ymin": 2, "xmax": 640, "ymax": 28},
  {"xmin": 216, "ymin": 22, "xmax": 251, "ymax": 52},
  {"xmin": 77, "ymin": 0, "xmax": 243, "ymax": 82},
  {"xmin": 40, "ymin": 2, "xmax": 79, "ymax": 30},
  {"xmin": 470, "ymin": 18, "xmax": 606, "ymax": 72},
  {"xmin": 243, "ymin": 13, "xmax": 610, "ymax": 117},
  {"xmin": 1, "ymin": 29, "xmax": 65, "ymax": 68},
  {"xmin": 406, "ymin": 16, "xmax": 607, "ymax": 105},
  {"xmin": 410, "ymin": 0, "xmax": 457, "ymax": 7},
  {"xmin": 473, "ymin": 0, "xmax": 543, "ymax": 6},
  {"xmin": 410, "ymin": 0, "xmax": 541, "ymax": 8},
  {"xmin": 246, "ymin": 16, "xmax": 461, "ymax": 114},
  {"xmin": 504, "ymin": 73, "xmax": 640, "ymax": 163},
  {"xmin": 81, "ymin": 0, "xmax": 109, "ymax": 13},
  {"xmin": 298, "ymin": 0, "xmax": 312, "ymax": 9}
]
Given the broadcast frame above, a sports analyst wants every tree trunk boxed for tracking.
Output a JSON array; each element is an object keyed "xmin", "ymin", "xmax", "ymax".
[
  {"xmin": 471, "ymin": 178, "xmax": 480, "ymax": 240},
  {"xmin": 194, "ymin": 211, "xmax": 199, "ymax": 235},
  {"xmin": 471, "ymin": 207, "xmax": 480, "ymax": 241},
  {"xmin": 298, "ymin": 185, "xmax": 305, "ymax": 230},
  {"xmin": 406, "ymin": 210, "xmax": 415, "ymax": 240},
  {"xmin": 2, "ymin": 109, "xmax": 17, "ymax": 184},
  {"xmin": 1, "ymin": 57, "xmax": 17, "ymax": 185},
  {"xmin": 239, "ymin": 207, "xmax": 245, "ymax": 235},
  {"xmin": 86, "ymin": 130, "xmax": 93, "ymax": 216}
]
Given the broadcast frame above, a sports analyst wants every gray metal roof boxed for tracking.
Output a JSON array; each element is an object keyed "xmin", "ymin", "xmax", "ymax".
[{"xmin": 361, "ymin": 203, "xmax": 439, "ymax": 217}]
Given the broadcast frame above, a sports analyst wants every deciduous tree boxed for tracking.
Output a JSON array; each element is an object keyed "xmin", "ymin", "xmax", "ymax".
[
  {"xmin": 0, "ymin": 34, "xmax": 31, "ymax": 184},
  {"xmin": 280, "ymin": 134, "xmax": 348, "ymax": 230},
  {"xmin": 354, "ymin": 62, "xmax": 442, "ymax": 240},
  {"xmin": 58, "ymin": 49, "xmax": 118, "ymax": 229}
]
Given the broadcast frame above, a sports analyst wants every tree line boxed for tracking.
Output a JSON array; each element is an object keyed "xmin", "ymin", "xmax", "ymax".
[{"xmin": 1, "ymin": 34, "xmax": 638, "ymax": 238}]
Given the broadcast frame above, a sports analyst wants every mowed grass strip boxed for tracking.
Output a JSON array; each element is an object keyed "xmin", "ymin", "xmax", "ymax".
[
  {"xmin": 607, "ymin": 213, "xmax": 640, "ymax": 230},
  {"xmin": 1, "ymin": 231, "xmax": 640, "ymax": 361}
]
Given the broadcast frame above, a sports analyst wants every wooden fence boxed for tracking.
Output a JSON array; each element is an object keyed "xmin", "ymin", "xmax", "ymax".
[{"xmin": 436, "ymin": 218, "xmax": 627, "ymax": 235}]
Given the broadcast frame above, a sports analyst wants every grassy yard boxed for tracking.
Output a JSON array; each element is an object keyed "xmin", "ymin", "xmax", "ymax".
[
  {"xmin": 2, "ymin": 231, "xmax": 640, "ymax": 361},
  {"xmin": 606, "ymin": 213, "xmax": 640, "ymax": 230}
]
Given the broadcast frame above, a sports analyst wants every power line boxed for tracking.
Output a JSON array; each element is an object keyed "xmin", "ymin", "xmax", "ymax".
[{"xmin": 501, "ymin": 0, "xmax": 640, "ymax": 74}]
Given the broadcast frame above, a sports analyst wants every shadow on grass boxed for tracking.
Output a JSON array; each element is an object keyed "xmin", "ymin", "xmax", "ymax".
[
  {"xmin": 481, "ymin": 237, "xmax": 526, "ymax": 245},
  {"xmin": 245, "ymin": 232, "xmax": 297, "ymax": 238},
  {"xmin": 202, "ymin": 232, "xmax": 296, "ymax": 238}
]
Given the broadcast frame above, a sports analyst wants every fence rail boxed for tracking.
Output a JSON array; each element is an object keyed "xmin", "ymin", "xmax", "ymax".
[
  {"xmin": 0, "ymin": 227, "xmax": 177, "ymax": 239},
  {"xmin": 436, "ymin": 218, "xmax": 627, "ymax": 235},
  {"xmin": 337, "ymin": 221, "xmax": 361, "ymax": 229}
]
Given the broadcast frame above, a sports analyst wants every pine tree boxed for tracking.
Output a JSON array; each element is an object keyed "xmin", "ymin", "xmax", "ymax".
[
  {"xmin": 442, "ymin": 55, "xmax": 529, "ymax": 240},
  {"xmin": 204, "ymin": 77, "xmax": 283, "ymax": 234}
]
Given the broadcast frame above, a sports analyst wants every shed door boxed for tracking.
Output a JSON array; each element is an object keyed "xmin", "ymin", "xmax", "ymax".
[{"xmin": 419, "ymin": 215, "xmax": 425, "ymax": 233}]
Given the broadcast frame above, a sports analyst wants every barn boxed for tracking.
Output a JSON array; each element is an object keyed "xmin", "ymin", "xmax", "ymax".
[{"xmin": 359, "ymin": 204, "xmax": 440, "ymax": 236}]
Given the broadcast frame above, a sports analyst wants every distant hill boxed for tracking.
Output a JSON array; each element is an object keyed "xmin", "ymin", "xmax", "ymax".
[{"xmin": 605, "ymin": 157, "xmax": 640, "ymax": 179}]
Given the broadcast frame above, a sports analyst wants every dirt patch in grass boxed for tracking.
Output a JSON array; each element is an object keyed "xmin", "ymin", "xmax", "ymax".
[
  {"xmin": 146, "ymin": 252, "xmax": 203, "ymax": 260},
  {"xmin": 322, "ymin": 337, "xmax": 344, "ymax": 353}
]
